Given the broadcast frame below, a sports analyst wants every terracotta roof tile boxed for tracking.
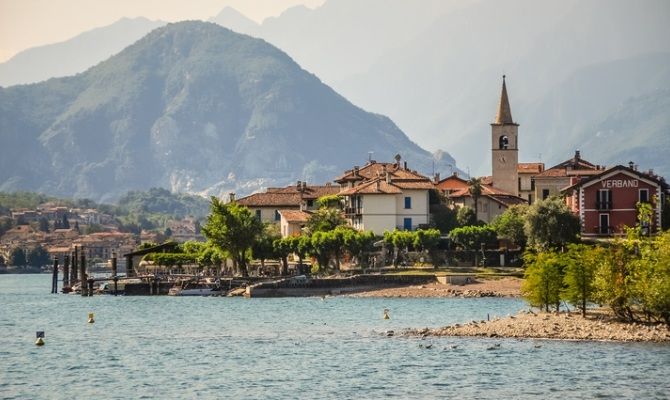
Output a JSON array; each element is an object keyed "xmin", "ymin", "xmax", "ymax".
[
  {"xmin": 517, "ymin": 163, "xmax": 544, "ymax": 173},
  {"xmin": 278, "ymin": 210, "xmax": 311, "ymax": 223},
  {"xmin": 339, "ymin": 179, "xmax": 403, "ymax": 195}
]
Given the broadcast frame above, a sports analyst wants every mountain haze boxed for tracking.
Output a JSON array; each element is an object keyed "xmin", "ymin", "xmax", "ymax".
[
  {"xmin": 0, "ymin": 21, "xmax": 455, "ymax": 202},
  {"xmin": 0, "ymin": 17, "xmax": 166, "ymax": 87}
]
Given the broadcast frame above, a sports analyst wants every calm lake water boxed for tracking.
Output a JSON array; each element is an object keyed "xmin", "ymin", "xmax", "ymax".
[{"xmin": 1, "ymin": 274, "xmax": 668, "ymax": 399}]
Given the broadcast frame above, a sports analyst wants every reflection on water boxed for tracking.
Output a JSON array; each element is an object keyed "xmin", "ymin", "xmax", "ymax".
[{"xmin": 0, "ymin": 274, "xmax": 668, "ymax": 399}]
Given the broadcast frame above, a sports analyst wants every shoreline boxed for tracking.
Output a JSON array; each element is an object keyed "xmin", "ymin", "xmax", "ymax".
[
  {"xmin": 344, "ymin": 277, "xmax": 522, "ymax": 298},
  {"xmin": 405, "ymin": 310, "xmax": 670, "ymax": 343}
]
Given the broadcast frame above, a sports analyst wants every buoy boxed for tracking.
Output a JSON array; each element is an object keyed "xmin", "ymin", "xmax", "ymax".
[
  {"xmin": 35, "ymin": 337, "xmax": 45, "ymax": 346},
  {"xmin": 383, "ymin": 309, "xmax": 390, "ymax": 320},
  {"xmin": 87, "ymin": 312, "xmax": 95, "ymax": 324}
]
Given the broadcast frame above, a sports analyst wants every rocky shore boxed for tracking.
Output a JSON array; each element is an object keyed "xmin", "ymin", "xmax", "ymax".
[
  {"xmin": 345, "ymin": 277, "xmax": 522, "ymax": 298},
  {"xmin": 407, "ymin": 310, "xmax": 670, "ymax": 342}
]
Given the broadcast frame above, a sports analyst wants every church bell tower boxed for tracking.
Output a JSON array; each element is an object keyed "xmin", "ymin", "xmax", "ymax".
[{"xmin": 491, "ymin": 75, "xmax": 519, "ymax": 196}]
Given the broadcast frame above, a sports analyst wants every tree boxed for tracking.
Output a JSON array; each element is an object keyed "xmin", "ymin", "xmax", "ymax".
[
  {"xmin": 306, "ymin": 208, "xmax": 346, "ymax": 233},
  {"xmin": 522, "ymin": 251, "xmax": 566, "ymax": 312},
  {"xmin": 467, "ymin": 177, "xmax": 483, "ymax": 218},
  {"xmin": 26, "ymin": 245, "xmax": 50, "ymax": 268},
  {"xmin": 316, "ymin": 195, "xmax": 342, "ymax": 209},
  {"xmin": 562, "ymin": 244, "xmax": 602, "ymax": 317},
  {"xmin": 448, "ymin": 225, "xmax": 497, "ymax": 250},
  {"xmin": 9, "ymin": 247, "xmax": 26, "ymax": 267},
  {"xmin": 342, "ymin": 229, "xmax": 377, "ymax": 269},
  {"xmin": 492, "ymin": 204, "xmax": 528, "ymax": 248},
  {"xmin": 414, "ymin": 228, "xmax": 442, "ymax": 267},
  {"xmin": 273, "ymin": 237, "xmax": 294, "ymax": 276},
  {"xmin": 383, "ymin": 230, "xmax": 415, "ymax": 267},
  {"xmin": 430, "ymin": 203, "xmax": 458, "ymax": 233},
  {"xmin": 456, "ymin": 206, "xmax": 477, "ymax": 227},
  {"xmin": 201, "ymin": 197, "xmax": 263, "ymax": 277},
  {"xmin": 252, "ymin": 225, "xmax": 279, "ymax": 272},
  {"xmin": 286, "ymin": 235, "xmax": 311, "ymax": 273},
  {"xmin": 164, "ymin": 227, "xmax": 173, "ymax": 238},
  {"xmin": 525, "ymin": 196, "xmax": 580, "ymax": 250},
  {"xmin": 310, "ymin": 231, "xmax": 339, "ymax": 272}
]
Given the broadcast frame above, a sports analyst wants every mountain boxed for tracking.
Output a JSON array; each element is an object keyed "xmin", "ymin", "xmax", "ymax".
[
  {"xmin": 209, "ymin": 6, "xmax": 259, "ymax": 33},
  {"xmin": 0, "ymin": 21, "xmax": 456, "ymax": 202},
  {"xmin": 0, "ymin": 17, "xmax": 166, "ymax": 87}
]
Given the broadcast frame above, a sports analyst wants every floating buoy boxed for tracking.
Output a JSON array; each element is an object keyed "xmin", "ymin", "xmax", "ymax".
[
  {"xmin": 87, "ymin": 312, "xmax": 95, "ymax": 324},
  {"xmin": 383, "ymin": 309, "xmax": 390, "ymax": 320},
  {"xmin": 35, "ymin": 337, "xmax": 45, "ymax": 346}
]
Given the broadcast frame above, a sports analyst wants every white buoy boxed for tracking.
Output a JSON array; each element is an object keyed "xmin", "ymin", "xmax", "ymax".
[
  {"xmin": 35, "ymin": 331, "xmax": 45, "ymax": 346},
  {"xmin": 383, "ymin": 309, "xmax": 390, "ymax": 320},
  {"xmin": 87, "ymin": 312, "xmax": 95, "ymax": 324}
]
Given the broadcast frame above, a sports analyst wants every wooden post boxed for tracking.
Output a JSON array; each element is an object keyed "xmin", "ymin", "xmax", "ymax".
[
  {"xmin": 87, "ymin": 278, "xmax": 94, "ymax": 297},
  {"xmin": 80, "ymin": 250, "xmax": 87, "ymax": 297},
  {"xmin": 72, "ymin": 247, "xmax": 78, "ymax": 283},
  {"xmin": 111, "ymin": 252, "xmax": 118, "ymax": 296},
  {"xmin": 63, "ymin": 255, "xmax": 70, "ymax": 289},
  {"xmin": 125, "ymin": 255, "xmax": 134, "ymax": 278},
  {"xmin": 51, "ymin": 257, "xmax": 59, "ymax": 294}
]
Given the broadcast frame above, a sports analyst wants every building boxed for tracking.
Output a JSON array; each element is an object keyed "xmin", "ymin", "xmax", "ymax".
[
  {"xmin": 336, "ymin": 156, "xmax": 434, "ymax": 234},
  {"xmin": 490, "ymin": 75, "xmax": 520, "ymax": 197},
  {"xmin": 563, "ymin": 164, "xmax": 667, "ymax": 236},
  {"xmin": 448, "ymin": 182, "xmax": 528, "ymax": 223},
  {"xmin": 278, "ymin": 210, "xmax": 311, "ymax": 237},
  {"xmin": 236, "ymin": 182, "xmax": 340, "ymax": 224},
  {"xmin": 517, "ymin": 162, "xmax": 544, "ymax": 204},
  {"xmin": 533, "ymin": 151, "xmax": 603, "ymax": 202},
  {"xmin": 434, "ymin": 173, "xmax": 469, "ymax": 195}
]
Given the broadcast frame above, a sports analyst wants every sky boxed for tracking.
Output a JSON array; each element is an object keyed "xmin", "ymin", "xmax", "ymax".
[{"xmin": 0, "ymin": 0, "xmax": 325, "ymax": 62}]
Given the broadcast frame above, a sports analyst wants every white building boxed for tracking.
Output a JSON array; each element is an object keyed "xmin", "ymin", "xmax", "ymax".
[{"xmin": 336, "ymin": 157, "xmax": 434, "ymax": 235}]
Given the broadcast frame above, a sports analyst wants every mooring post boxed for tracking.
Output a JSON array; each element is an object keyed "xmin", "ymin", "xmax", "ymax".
[
  {"xmin": 87, "ymin": 278, "xmax": 94, "ymax": 297},
  {"xmin": 80, "ymin": 250, "xmax": 87, "ymax": 297},
  {"xmin": 63, "ymin": 255, "xmax": 70, "ymax": 290},
  {"xmin": 111, "ymin": 252, "xmax": 118, "ymax": 296},
  {"xmin": 51, "ymin": 256, "xmax": 59, "ymax": 294},
  {"xmin": 72, "ymin": 247, "xmax": 78, "ymax": 283},
  {"xmin": 125, "ymin": 254, "xmax": 134, "ymax": 278}
]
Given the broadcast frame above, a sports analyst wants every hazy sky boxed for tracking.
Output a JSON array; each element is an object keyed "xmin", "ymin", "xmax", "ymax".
[{"xmin": 0, "ymin": 0, "xmax": 325, "ymax": 62}]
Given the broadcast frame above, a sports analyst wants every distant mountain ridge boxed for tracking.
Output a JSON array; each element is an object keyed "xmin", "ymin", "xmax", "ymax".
[
  {"xmin": 0, "ymin": 21, "xmax": 456, "ymax": 202},
  {"xmin": 0, "ymin": 17, "xmax": 166, "ymax": 87}
]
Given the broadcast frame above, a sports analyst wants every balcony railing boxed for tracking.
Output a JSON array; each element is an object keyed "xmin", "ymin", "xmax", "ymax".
[
  {"xmin": 344, "ymin": 207, "xmax": 363, "ymax": 215},
  {"xmin": 595, "ymin": 201, "xmax": 612, "ymax": 210}
]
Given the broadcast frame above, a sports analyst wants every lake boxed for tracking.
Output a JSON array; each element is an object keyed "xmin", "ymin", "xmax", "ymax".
[{"xmin": 0, "ymin": 274, "xmax": 668, "ymax": 399}]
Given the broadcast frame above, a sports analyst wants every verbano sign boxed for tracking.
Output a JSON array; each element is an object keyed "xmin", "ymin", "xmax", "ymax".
[{"xmin": 601, "ymin": 179, "xmax": 639, "ymax": 188}]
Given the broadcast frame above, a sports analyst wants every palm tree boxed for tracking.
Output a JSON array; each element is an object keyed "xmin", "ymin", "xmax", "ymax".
[{"xmin": 468, "ymin": 177, "xmax": 483, "ymax": 221}]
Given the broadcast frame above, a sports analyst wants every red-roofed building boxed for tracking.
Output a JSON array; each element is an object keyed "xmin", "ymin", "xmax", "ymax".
[
  {"xmin": 336, "ymin": 156, "xmax": 434, "ymax": 234},
  {"xmin": 533, "ymin": 151, "xmax": 603, "ymax": 202},
  {"xmin": 563, "ymin": 165, "xmax": 667, "ymax": 236},
  {"xmin": 448, "ymin": 183, "xmax": 527, "ymax": 223}
]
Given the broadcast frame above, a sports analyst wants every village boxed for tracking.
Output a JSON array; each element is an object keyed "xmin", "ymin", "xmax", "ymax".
[{"xmin": 1, "ymin": 76, "xmax": 669, "ymax": 276}]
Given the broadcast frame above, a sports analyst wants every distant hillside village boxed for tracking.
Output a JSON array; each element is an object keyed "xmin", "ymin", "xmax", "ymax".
[
  {"xmin": 1, "ymin": 76, "xmax": 668, "ymax": 272},
  {"xmin": 237, "ymin": 76, "xmax": 669, "ymax": 239}
]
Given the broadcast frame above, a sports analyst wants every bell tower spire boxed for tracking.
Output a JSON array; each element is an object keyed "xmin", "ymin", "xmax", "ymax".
[
  {"xmin": 491, "ymin": 75, "xmax": 519, "ymax": 196},
  {"xmin": 494, "ymin": 75, "xmax": 514, "ymax": 124}
]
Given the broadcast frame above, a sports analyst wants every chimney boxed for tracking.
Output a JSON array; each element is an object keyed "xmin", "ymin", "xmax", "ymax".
[
  {"xmin": 433, "ymin": 173, "xmax": 440, "ymax": 183},
  {"xmin": 628, "ymin": 161, "xmax": 635, "ymax": 170},
  {"xmin": 575, "ymin": 150, "xmax": 581, "ymax": 159},
  {"xmin": 228, "ymin": 192, "xmax": 235, "ymax": 203},
  {"xmin": 353, "ymin": 166, "xmax": 359, "ymax": 176},
  {"xmin": 302, "ymin": 181, "xmax": 307, "ymax": 191},
  {"xmin": 403, "ymin": 161, "xmax": 408, "ymax": 170},
  {"xmin": 296, "ymin": 180, "xmax": 302, "ymax": 190}
]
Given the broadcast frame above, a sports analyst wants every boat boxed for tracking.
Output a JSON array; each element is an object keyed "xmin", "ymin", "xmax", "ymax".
[{"xmin": 168, "ymin": 280, "xmax": 223, "ymax": 296}]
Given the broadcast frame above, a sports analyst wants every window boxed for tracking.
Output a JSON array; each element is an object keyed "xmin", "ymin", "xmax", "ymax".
[
  {"xmin": 530, "ymin": 178, "xmax": 535, "ymax": 191},
  {"xmin": 403, "ymin": 218, "xmax": 412, "ymax": 230},
  {"xmin": 528, "ymin": 194, "xmax": 532, "ymax": 204},
  {"xmin": 639, "ymin": 189, "xmax": 649, "ymax": 203},
  {"xmin": 499, "ymin": 135, "xmax": 509, "ymax": 149},
  {"xmin": 404, "ymin": 196, "xmax": 412, "ymax": 209},
  {"xmin": 597, "ymin": 190, "xmax": 612, "ymax": 210},
  {"xmin": 518, "ymin": 177, "xmax": 521, "ymax": 192},
  {"xmin": 599, "ymin": 214, "xmax": 610, "ymax": 235},
  {"xmin": 542, "ymin": 189, "xmax": 550, "ymax": 200},
  {"xmin": 307, "ymin": 200, "xmax": 314, "ymax": 207},
  {"xmin": 274, "ymin": 210, "xmax": 280, "ymax": 221},
  {"xmin": 255, "ymin": 209, "xmax": 261, "ymax": 220}
]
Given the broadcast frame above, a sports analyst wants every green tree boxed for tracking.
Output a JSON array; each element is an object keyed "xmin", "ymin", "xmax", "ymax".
[
  {"xmin": 342, "ymin": 229, "xmax": 377, "ymax": 269},
  {"xmin": 9, "ymin": 247, "xmax": 27, "ymax": 267},
  {"xmin": 316, "ymin": 194, "xmax": 342, "ymax": 209},
  {"xmin": 383, "ymin": 230, "xmax": 415, "ymax": 267},
  {"xmin": 522, "ymin": 251, "xmax": 566, "ymax": 312},
  {"xmin": 525, "ymin": 196, "xmax": 580, "ymax": 250},
  {"xmin": 456, "ymin": 206, "xmax": 477, "ymax": 227},
  {"xmin": 562, "ymin": 244, "xmax": 602, "ymax": 317},
  {"xmin": 448, "ymin": 225, "xmax": 497, "ymax": 250},
  {"xmin": 638, "ymin": 231, "xmax": 670, "ymax": 324},
  {"xmin": 310, "ymin": 231, "xmax": 339, "ymax": 272},
  {"xmin": 286, "ymin": 235, "xmax": 311, "ymax": 273},
  {"xmin": 467, "ymin": 177, "xmax": 483, "ymax": 218},
  {"xmin": 492, "ymin": 204, "xmax": 528, "ymax": 248},
  {"xmin": 252, "ymin": 225, "xmax": 279, "ymax": 272},
  {"xmin": 414, "ymin": 228, "xmax": 442, "ymax": 267},
  {"xmin": 26, "ymin": 245, "xmax": 50, "ymax": 268},
  {"xmin": 430, "ymin": 203, "xmax": 458, "ymax": 233},
  {"xmin": 306, "ymin": 208, "xmax": 346, "ymax": 233},
  {"xmin": 273, "ymin": 237, "xmax": 293, "ymax": 276},
  {"xmin": 201, "ymin": 197, "xmax": 263, "ymax": 277}
]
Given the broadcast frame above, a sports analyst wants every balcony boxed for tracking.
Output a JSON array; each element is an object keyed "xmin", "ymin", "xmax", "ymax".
[
  {"xmin": 595, "ymin": 201, "xmax": 612, "ymax": 210},
  {"xmin": 344, "ymin": 207, "xmax": 363, "ymax": 216}
]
